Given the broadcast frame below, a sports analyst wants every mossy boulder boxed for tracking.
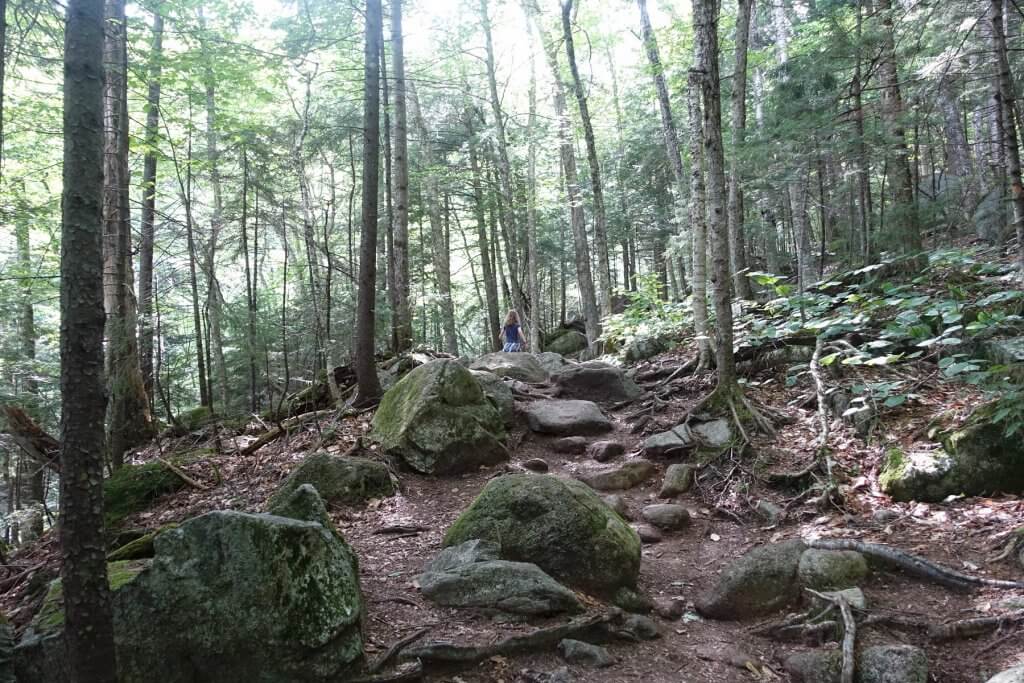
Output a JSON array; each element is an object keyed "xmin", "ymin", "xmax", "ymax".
[
  {"xmin": 16, "ymin": 510, "xmax": 364, "ymax": 682},
  {"xmin": 696, "ymin": 540, "xmax": 808, "ymax": 620},
  {"xmin": 797, "ymin": 549, "xmax": 868, "ymax": 591},
  {"xmin": 268, "ymin": 452, "xmax": 396, "ymax": 508},
  {"xmin": 545, "ymin": 329, "xmax": 588, "ymax": 356},
  {"xmin": 106, "ymin": 524, "xmax": 179, "ymax": 561},
  {"xmin": 471, "ymin": 370, "xmax": 515, "ymax": 427},
  {"xmin": 880, "ymin": 411, "xmax": 1024, "ymax": 502},
  {"xmin": 443, "ymin": 473, "xmax": 641, "ymax": 596},
  {"xmin": 371, "ymin": 359, "xmax": 507, "ymax": 475},
  {"xmin": 104, "ymin": 457, "xmax": 198, "ymax": 527},
  {"xmin": 470, "ymin": 352, "xmax": 549, "ymax": 383}
]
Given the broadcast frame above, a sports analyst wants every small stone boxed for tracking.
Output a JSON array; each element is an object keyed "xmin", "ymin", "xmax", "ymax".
[
  {"xmin": 643, "ymin": 428, "xmax": 693, "ymax": 458},
  {"xmin": 785, "ymin": 650, "xmax": 841, "ymax": 682},
  {"xmin": 859, "ymin": 644, "xmax": 928, "ymax": 683},
  {"xmin": 872, "ymin": 509, "xmax": 900, "ymax": 524},
  {"xmin": 634, "ymin": 524, "xmax": 662, "ymax": 544},
  {"xmin": 587, "ymin": 440, "xmax": 625, "ymax": 463},
  {"xmin": 603, "ymin": 494, "xmax": 631, "ymax": 520},
  {"xmin": 659, "ymin": 464, "xmax": 695, "ymax": 497},
  {"xmin": 558, "ymin": 639, "xmax": 613, "ymax": 668},
  {"xmin": 522, "ymin": 458, "xmax": 549, "ymax": 472},
  {"xmin": 641, "ymin": 504, "xmax": 691, "ymax": 530},
  {"xmin": 653, "ymin": 597, "xmax": 686, "ymax": 620},
  {"xmin": 612, "ymin": 587, "xmax": 653, "ymax": 613},
  {"xmin": 692, "ymin": 418, "xmax": 732, "ymax": 449},
  {"xmin": 797, "ymin": 548, "xmax": 869, "ymax": 591},
  {"xmin": 696, "ymin": 644, "xmax": 759, "ymax": 670},
  {"xmin": 552, "ymin": 436, "xmax": 588, "ymax": 454},
  {"xmin": 754, "ymin": 499, "xmax": 783, "ymax": 525},
  {"xmin": 578, "ymin": 460, "xmax": 657, "ymax": 491},
  {"xmin": 616, "ymin": 613, "xmax": 661, "ymax": 641}
]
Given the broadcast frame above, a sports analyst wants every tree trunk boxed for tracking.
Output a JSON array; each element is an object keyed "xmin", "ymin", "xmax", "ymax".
[
  {"xmin": 468, "ymin": 124, "xmax": 501, "ymax": 351},
  {"xmin": 727, "ymin": 0, "xmax": 754, "ymax": 298},
  {"xmin": 877, "ymin": 0, "xmax": 923, "ymax": 257},
  {"xmin": 410, "ymin": 84, "xmax": 458, "ymax": 355},
  {"xmin": 789, "ymin": 168, "xmax": 815, "ymax": 290},
  {"xmin": 607, "ymin": 47, "xmax": 638, "ymax": 291},
  {"xmin": 694, "ymin": 0, "xmax": 738, "ymax": 391},
  {"xmin": 527, "ymin": 39, "xmax": 541, "ymax": 350},
  {"xmin": 687, "ymin": 79, "xmax": 713, "ymax": 369},
  {"xmin": 937, "ymin": 72, "xmax": 978, "ymax": 235},
  {"xmin": 103, "ymin": 0, "xmax": 153, "ymax": 468},
  {"xmin": 240, "ymin": 150, "xmax": 259, "ymax": 413},
  {"xmin": 60, "ymin": 0, "xmax": 119, "ymax": 674},
  {"xmin": 992, "ymin": 0, "xmax": 1024, "ymax": 274},
  {"xmin": 390, "ymin": 0, "xmax": 413, "ymax": 352},
  {"xmin": 138, "ymin": 10, "xmax": 163, "ymax": 405},
  {"xmin": 527, "ymin": 1, "xmax": 601, "ymax": 349},
  {"xmin": 852, "ymin": 0, "xmax": 872, "ymax": 262},
  {"xmin": 354, "ymin": 0, "xmax": 384, "ymax": 405},
  {"xmin": 562, "ymin": 0, "xmax": 611, "ymax": 316}
]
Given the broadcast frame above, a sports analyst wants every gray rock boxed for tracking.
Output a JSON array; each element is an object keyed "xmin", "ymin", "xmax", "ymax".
[
  {"xmin": 692, "ymin": 418, "xmax": 732, "ymax": 449},
  {"xmin": 859, "ymin": 644, "xmax": 928, "ymax": 683},
  {"xmin": 612, "ymin": 587, "xmax": 653, "ymax": 614},
  {"xmin": 16, "ymin": 511, "xmax": 364, "ymax": 683},
  {"xmin": 419, "ymin": 560, "xmax": 582, "ymax": 615},
  {"xmin": 471, "ymin": 370, "xmax": 516, "ymax": 427},
  {"xmin": 371, "ymin": 359, "xmax": 507, "ymax": 474},
  {"xmin": 470, "ymin": 352, "xmax": 549, "ymax": 383},
  {"xmin": 552, "ymin": 436, "xmax": 588, "ymax": 454},
  {"xmin": 443, "ymin": 474, "xmax": 641, "ymax": 595},
  {"xmin": 798, "ymin": 549, "xmax": 869, "ymax": 591},
  {"xmin": 624, "ymin": 337, "xmax": 668, "ymax": 363},
  {"xmin": 641, "ymin": 504, "xmax": 691, "ymax": 530},
  {"xmin": 267, "ymin": 453, "xmax": 396, "ymax": 509},
  {"xmin": 614, "ymin": 614, "xmax": 661, "ymax": 641},
  {"xmin": 754, "ymin": 499, "xmax": 784, "ymax": 525},
  {"xmin": 587, "ymin": 440, "xmax": 625, "ymax": 462},
  {"xmin": 988, "ymin": 664, "xmax": 1024, "ymax": 683},
  {"xmin": 545, "ymin": 329, "xmax": 589, "ymax": 356},
  {"xmin": 603, "ymin": 494, "xmax": 632, "ymax": 519},
  {"xmin": 522, "ymin": 458, "xmax": 549, "ymax": 472},
  {"xmin": 558, "ymin": 639, "xmax": 612, "ymax": 668},
  {"xmin": 872, "ymin": 509, "xmax": 900, "ymax": 524},
  {"xmin": 266, "ymin": 483, "xmax": 336, "ymax": 534},
  {"xmin": 423, "ymin": 539, "xmax": 500, "ymax": 573},
  {"xmin": 785, "ymin": 650, "xmax": 842, "ymax": 683},
  {"xmin": 578, "ymin": 460, "xmax": 657, "ymax": 491},
  {"xmin": 696, "ymin": 539, "xmax": 808, "ymax": 620},
  {"xmin": 524, "ymin": 400, "xmax": 612, "ymax": 436},
  {"xmin": 634, "ymin": 524, "xmax": 663, "ymax": 544},
  {"xmin": 659, "ymin": 464, "xmax": 695, "ymax": 497},
  {"xmin": 643, "ymin": 427, "xmax": 693, "ymax": 457},
  {"xmin": 553, "ymin": 363, "xmax": 643, "ymax": 403},
  {"xmin": 653, "ymin": 597, "xmax": 686, "ymax": 620},
  {"xmin": 535, "ymin": 352, "xmax": 571, "ymax": 375}
]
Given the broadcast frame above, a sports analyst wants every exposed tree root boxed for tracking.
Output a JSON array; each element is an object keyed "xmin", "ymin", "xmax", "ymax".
[
  {"xmin": 366, "ymin": 627, "xmax": 429, "ymax": 675},
  {"xmin": 349, "ymin": 661, "xmax": 423, "ymax": 683},
  {"xmin": 808, "ymin": 539, "xmax": 1024, "ymax": 590}
]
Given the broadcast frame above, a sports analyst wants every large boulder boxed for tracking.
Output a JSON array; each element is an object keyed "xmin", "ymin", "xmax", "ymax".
[
  {"xmin": 523, "ymin": 399, "xmax": 612, "ymax": 436},
  {"xmin": 553, "ymin": 362, "xmax": 643, "ymax": 403},
  {"xmin": 643, "ymin": 418, "xmax": 732, "ymax": 458},
  {"xmin": 443, "ymin": 474, "xmax": 641, "ymax": 595},
  {"xmin": 267, "ymin": 452, "xmax": 396, "ymax": 508},
  {"xmin": 419, "ymin": 540, "xmax": 581, "ymax": 616},
  {"xmin": 470, "ymin": 352, "xmax": 548, "ymax": 383},
  {"xmin": 545, "ymin": 329, "xmax": 588, "ymax": 356},
  {"xmin": 16, "ymin": 510, "xmax": 364, "ymax": 682},
  {"xmin": 535, "ymin": 352, "xmax": 571, "ymax": 375},
  {"xmin": 989, "ymin": 665, "xmax": 1024, "ymax": 683},
  {"xmin": 624, "ymin": 337, "xmax": 669, "ymax": 363},
  {"xmin": 103, "ymin": 454, "xmax": 201, "ymax": 526},
  {"xmin": 696, "ymin": 540, "xmax": 807, "ymax": 620},
  {"xmin": 371, "ymin": 359, "xmax": 507, "ymax": 475},
  {"xmin": 471, "ymin": 370, "xmax": 515, "ymax": 427},
  {"xmin": 880, "ymin": 412, "xmax": 1024, "ymax": 502}
]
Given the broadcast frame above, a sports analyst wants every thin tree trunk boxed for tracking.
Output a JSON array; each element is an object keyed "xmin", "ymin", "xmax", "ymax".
[
  {"xmin": 607, "ymin": 47, "xmax": 638, "ymax": 291},
  {"xmin": 354, "ymin": 0, "xmax": 384, "ymax": 404},
  {"xmin": 727, "ymin": 0, "xmax": 754, "ymax": 298},
  {"xmin": 468, "ymin": 124, "xmax": 501, "ymax": 350},
  {"xmin": 527, "ymin": 29, "xmax": 541, "ymax": 350},
  {"xmin": 240, "ymin": 150, "xmax": 258, "ymax": 413},
  {"xmin": 992, "ymin": 0, "xmax": 1024, "ymax": 274},
  {"xmin": 60, "ymin": 0, "xmax": 119, "ymax": 674},
  {"xmin": 138, "ymin": 10, "xmax": 163, "ymax": 404},
  {"xmin": 790, "ymin": 168, "xmax": 815, "ymax": 290},
  {"xmin": 391, "ymin": 0, "xmax": 412, "ymax": 352},
  {"xmin": 852, "ymin": 0, "xmax": 873, "ymax": 262},
  {"xmin": 687, "ymin": 80, "xmax": 713, "ymax": 369},
  {"xmin": 562, "ymin": 0, "xmax": 611, "ymax": 315},
  {"xmin": 103, "ymin": 0, "xmax": 152, "ymax": 467},
  {"xmin": 694, "ymin": 0, "xmax": 738, "ymax": 391}
]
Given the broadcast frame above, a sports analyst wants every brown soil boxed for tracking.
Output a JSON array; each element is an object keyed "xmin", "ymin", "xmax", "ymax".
[{"xmin": 4, "ymin": 355, "xmax": 1024, "ymax": 682}]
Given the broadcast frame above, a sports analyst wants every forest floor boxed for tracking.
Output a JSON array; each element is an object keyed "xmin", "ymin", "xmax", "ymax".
[{"xmin": 5, "ymin": 340, "xmax": 1024, "ymax": 682}]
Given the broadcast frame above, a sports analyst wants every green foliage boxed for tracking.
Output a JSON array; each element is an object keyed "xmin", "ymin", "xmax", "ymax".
[{"xmin": 601, "ymin": 274, "xmax": 690, "ymax": 351}]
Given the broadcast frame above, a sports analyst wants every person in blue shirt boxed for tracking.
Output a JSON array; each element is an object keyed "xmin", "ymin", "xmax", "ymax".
[{"xmin": 500, "ymin": 310, "xmax": 527, "ymax": 352}]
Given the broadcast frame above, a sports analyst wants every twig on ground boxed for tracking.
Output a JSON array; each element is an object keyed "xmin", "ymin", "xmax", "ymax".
[{"xmin": 156, "ymin": 456, "xmax": 209, "ymax": 491}]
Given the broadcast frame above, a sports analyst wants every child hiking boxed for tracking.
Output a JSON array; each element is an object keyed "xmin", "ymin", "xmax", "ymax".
[{"xmin": 500, "ymin": 310, "xmax": 527, "ymax": 352}]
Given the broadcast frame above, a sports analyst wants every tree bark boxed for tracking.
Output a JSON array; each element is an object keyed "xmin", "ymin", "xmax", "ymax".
[
  {"xmin": 60, "ymin": 0, "xmax": 119, "ymax": 675},
  {"xmin": 562, "ymin": 0, "xmax": 611, "ymax": 316},
  {"xmin": 390, "ymin": 0, "xmax": 413, "ymax": 352},
  {"xmin": 937, "ymin": 72, "xmax": 978, "ymax": 234},
  {"xmin": 686, "ymin": 78, "xmax": 713, "ymax": 369},
  {"xmin": 727, "ymin": 0, "xmax": 754, "ymax": 298},
  {"xmin": 526, "ymin": 0, "xmax": 601, "ymax": 349},
  {"xmin": 138, "ymin": 10, "xmax": 163, "ymax": 405},
  {"xmin": 468, "ymin": 121, "xmax": 501, "ymax": 351},
  {"xmin": 354, "ymin": 0, "xmax": 384, "ymax": 404},
  {"xmin": 694, "ymin": 0, "xmax": 738, "ymax": 390},
  {"xmin": 992, "ymin": 0, "xmax": 1024, "ymax": 274},
  {"xmin": 240, "ymin": 150, "xmax": 259, "ymax": 413},
  {"xmin": 527, "ymin": 32, "xmax": 541, "ymax": 351},
  {"xmin": 103, "ymin": 0, "xmax": 153, "ymax": 468}
]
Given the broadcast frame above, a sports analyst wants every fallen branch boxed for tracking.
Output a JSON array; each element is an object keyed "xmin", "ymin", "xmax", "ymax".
[
  {"xmin": 402, "ymin": 612, "xmax": 615, "ymax": 665},
  {"xmin": 928, "ymin": 611, "xmax": 1024, "ymax": 642},
  {"xmin": 240, "ymin": 409, "xmax": 336, "ymax": 456},
  {"xmin": 156, "ymin": 456, "xmax": 209, "ymax": 491},
  {"xmin": 809, "ymin": 539, "xmax": 1024, "ymax": 590}
]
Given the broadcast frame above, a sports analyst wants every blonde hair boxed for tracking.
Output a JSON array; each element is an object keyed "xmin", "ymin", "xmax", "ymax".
[{"xmin": 504, "ymin": 310, "xmax": 520, "ymax": 326}]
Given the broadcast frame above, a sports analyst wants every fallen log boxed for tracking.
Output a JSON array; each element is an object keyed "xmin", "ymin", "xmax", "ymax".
[
  {"xmin": 240, "ymin": 409, "xmax": 336, "ymax": 456},
  {"xmin": 1, "ymin": 405, "xmax": 60, "ymax": 475}
]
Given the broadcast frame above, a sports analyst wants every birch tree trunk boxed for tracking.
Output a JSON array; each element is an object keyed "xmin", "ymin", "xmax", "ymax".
[
  {"xmin": 562, "ymin": 0, "xmax": 611, "ymax": 316},
  {"xmin": 103, "ymin": 0, "xmax": 153, "ymax": 468},
  {"xmin": 727, "ymin": 0, "xmax": 754, "ymax": 299}
]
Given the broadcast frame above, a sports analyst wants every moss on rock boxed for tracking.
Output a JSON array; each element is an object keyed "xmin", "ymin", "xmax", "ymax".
[
  {"xmin": 104, "ymin": 458, "xmax": 195, "ymax": 527},
  {"xmin": 443, "ymin": 473, "xmax": 640, "ymax": 596},
  {"xmin": 267, "ymin": 453, "xmax": 396, "ymax": 508}
]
